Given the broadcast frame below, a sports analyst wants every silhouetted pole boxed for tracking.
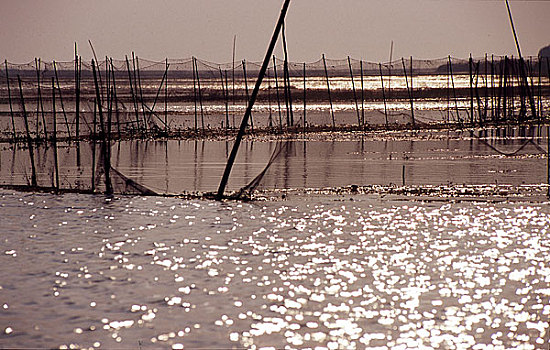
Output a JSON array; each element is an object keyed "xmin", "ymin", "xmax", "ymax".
[
  {"xmin": 110, "ymin": 59, "xmax": 121, "ymax": 139},
  {"xmin": 220, "ymin": 67, "xmax": 229, "ymax": 130},
  {"xmin": 448, "ymin": 56, "xmax": 461, "ymax": 125},
  {"xmin": 217, "ymin": 0, "xmax": 291, "ymax": 200},
  {"xmin": 126, "ymin": 55, "xmax": 141, "ymax": 130},
  {"xmin": 194, "ymin": 57, "xmax": 205, "ymax": 129},
  {"xmin": 35, "ymin": 58, "xmax": 47, "ymax": 139},
  {"xmin": 410, "ymin": 56, "xmax": 415, "ymax": 125},
  {"xmin": 348, "ymin": 57, "xmax": 361, "ymax": 127},
  {"xmin": 273, "ymin": 56, "xmax": 283, "ymax": 128},
  {"xmin": 5, "ymin": 60, "xmax": 16, "ymax": 141},
  {"xmin": 165, "ymin": 58, "xmax": 168, "ymax": 132},
  {"xmin": 51, "ymin": 78, "xmax": 59, "ymax": 191},
  {"xmin": 192, "ymin": 57, "xmax": 198, "ymax": 131},
  {"xmin": 469, "ymin": 54, "xmax": 474, "ymax": 124},
  {"xmin": 322, "ymin": 54, "xmax": 335, "ymax": 128},
  {"xmin": 360, "ymin": 60, "xmax": 365, "ymax": 126},
  {"xmin": 53, "ymin": 61, "xmax": 71, "ymax": 140},
  {"xmin": 75, "ymin": 52, "xmax": 81, "ymax": 140},
  {"xmin": 242, "ymin": 60, "xmax": 254, "ymax": 130},
  {"xmin": 402, "ymin": 57, "xmax": 414, "ymax": 126},
  {"xmin": 379, "ymin": 63, "xmax": 388, "ymax": 127},
  {"xmin": 303, "ymin": 62, "xmax": 306, "ymax": 130},
  {"xmin": 18, "ymin": 75, "xmax": 37, "ymax": 187},
  {"xmin": 282, "ymin": 22, "xmax": 294, "ymax": 126},
  {"xmin": 505, "ymin": 0, "xmax": 536, "ymax": 119}
]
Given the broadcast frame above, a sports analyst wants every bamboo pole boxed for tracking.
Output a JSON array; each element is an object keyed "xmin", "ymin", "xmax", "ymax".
[
  {"xmin": 491, "ymin": 55, "xmax": 495, "ymax": 122},
  {"xmin": 220, "ymin": 67, "xmax": 229, "ymax": 130},
  {"xmin": 5, "ymin": 60, "xmax": 16, "ymax": 141},
  {"xmin": 469, "ymin": 55, "xmax": 474, "ymax": 124},
  {"xmin": 448, "ymin": 56, "xmax": 461, "ymax": 125},
  {"xmin": 51, "ymin": 78, "xmax": 59, "ymax": 191},
  {"xmin": 125, "ymin": 55, "xmax": 141, "ymax": 130},
  {"xmin": 322, "ymin": 54, "xmax": 335, "ymax": 128},
  {"xmin": 136, "ymin": 56, "xmax": 148, "ymax": 132},
  {"xmin": 18, "ymin": 75, "xmax": 37, "ymax": 187},
  {"xmin": 165, "ymin": 58, "xmax": 168, "ymax": 132},
  {"xmin": 282, "ymin": 22, "xmax": 294, "ymax": 126},
  {"xmin": 502, "ymin": 56, "xmax": 509, "ymax": 121},
  {"xmin": 217, "ymin": 0, "xmax": 291, "ymax": 200},
  {"xmin": 192, "ymin": 57, "xmax": 198, "ymax": 131},
  {"xmin": 225, "ymin": 70, "xmax": 230, "ymax": 130},
  {"xmin": 303, "ymin": 62, "xmax": 306, "ymax": 130},
  {"xmin": 379, "ymin": 63, "xmax": 389, "ymax": 127},
  {"xmin": 401, "ymin": 57, "xmax": 414, "ymax": 126},
  {"xmin": 348, "ymin": 57, "xmax": 361, "ymax": 127},
  {"xmin": 410, "ymin": 56, "xmax": 415, "ymax": 125},
  {"xmin": 35, "ymin": 58, "xmax": 47, "ymax": 139},
  {"xmin": 91, "ymin": 98, "xmax": 96, "ymax": 192},
  {"xmin": 75, "ymin": 55, "xmax": 81, "ymax": 140},
  {"xmin": 273, "ymin": 56, "xmax": 283, "ymax": 129},
  {"xmin": 194, "ymin": 57, "xmax": 205, "ymax": 129},
  {"xmin": 242, "ymin": 60, "xmax": 254, "ymax": 130},
  {"xmin": 53, "ymin": 61, "xmax": 71, "ymax": 140},
  {"xmin": 110, "ymin": 59, "xmax": 121, "ymax": 139},
  {"xmin": 360, "ymin": 60, "xmax": 365, "ymax": 126}
]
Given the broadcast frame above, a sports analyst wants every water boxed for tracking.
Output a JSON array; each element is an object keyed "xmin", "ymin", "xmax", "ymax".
[
  {"xmin": 1, "ymin": 190, "xmax": 549, "ymax": 349},
  {"xmin": 1, "ymin": 127, "xmax": 548, "ymax": 195}
]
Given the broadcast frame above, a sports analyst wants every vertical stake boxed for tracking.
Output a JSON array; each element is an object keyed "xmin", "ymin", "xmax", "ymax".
[{"xmin": 18, "ymin": 75, "xmax": 37, "ymax": 187}]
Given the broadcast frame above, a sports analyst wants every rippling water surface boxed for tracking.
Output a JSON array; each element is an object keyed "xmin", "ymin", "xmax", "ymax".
[{"xmin": 1, "ymin": 190, "xmax": 549, "ymax": 349}]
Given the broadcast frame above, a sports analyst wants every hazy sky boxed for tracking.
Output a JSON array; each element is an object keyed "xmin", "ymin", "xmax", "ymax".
[{"xmin": 1, "ymin": 0, "xmax": 549, "ymax": 64}]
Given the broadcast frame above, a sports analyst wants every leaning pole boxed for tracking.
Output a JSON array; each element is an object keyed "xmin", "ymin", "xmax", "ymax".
[{"xmin": 216, "ymin": 0, "xmax": 292, "ymax": 200}]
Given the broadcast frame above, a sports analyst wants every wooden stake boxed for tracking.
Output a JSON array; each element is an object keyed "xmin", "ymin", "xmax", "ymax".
[
  {"xmin": 18, "ymin": 75, "xmax": 37, "ymax": 187},
  {"xmin": 5, "ymin": 60, "xmax": 16, "ymax": 141},
  {"xmin": 348, "ymin": 57, "xmax": 361, "ymax": 127},
  {"xmin": 448, "ymin": 56, "xmax": 461, "ymax": 125},
  {"xmin": 35, "ymin": 58, "xmax": 47, "ymax": 139},
  {"xmin": 303, "ymin": 62, "xmax": 306, "ymax": 130},
  {"xmin": 379, "ymin": 63, "xmax": 389, "ymax": 127},
  {"xmin": 126, "ymin": 55, "xmax": 141, "ymax": 130},
  {"xmin": 217, "ymin": 0, "xmax": 291, "ymax": 200},
  {"xmin": 242, "ymin": 60, "xmax": 254, "ymax": 130},
  {"xmin": 165, "ymin": 58, "xmax": 168, "ymax": 132},
  {"xmin": 192, "ymin": 57, "xmax": 198, "ymax": 131},
  {"xmin": 53, "ymin": 61, "xmax": 71, "ymax": 140},
  {"xmin": 194, "ymin": 57, "xmax": 205, "ymax": 129},
  {"xmin": 360, "ymin": 60, "xmax": 365, "ymax": 126},
  {"xmin": 282, "ymin": 22, "xmax": 294, "ymax": 126},
  {"xmin": 273, "ymin": 56, "xmax": 283, "ymax": 128},
  {"xmin": 51, "ymin": 78, "xmax": 59, "ymax": 191},
  {"xmin": 110, "ymin": 59, "xmax": 121, "ymax": 139},
  {"xmin": 401, "ymin": 57, "xmax": 414, "ymax": 126},
  {"xmin": 322, "ymin": 54, "xmax": 335, "ymax": 128}
]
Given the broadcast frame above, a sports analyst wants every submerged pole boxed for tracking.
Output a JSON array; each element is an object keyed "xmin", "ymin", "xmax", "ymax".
[
  {"xmin": 53, "ymin": 61, "xmax": 71, "ymax": 140},
  {"xmin": 18, "ymin": 75, "xmax": 37, "ymax": 187},
  {"xmin": 216, "ymin": 0, "xmax": 291, "ymax": 200}
]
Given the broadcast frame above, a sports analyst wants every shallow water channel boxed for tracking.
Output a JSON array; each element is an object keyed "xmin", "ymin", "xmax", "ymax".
[{"xmin": 1, "ymin": 190, "xmax": 549, "ymax": 349}]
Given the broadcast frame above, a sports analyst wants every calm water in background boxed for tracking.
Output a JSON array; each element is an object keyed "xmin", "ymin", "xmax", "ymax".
[{"xmin": 1, "ymin": 190, "xmax": 549, "ymax": 349}]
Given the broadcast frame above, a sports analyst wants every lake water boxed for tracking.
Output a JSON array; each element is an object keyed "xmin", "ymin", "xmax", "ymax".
[{"xmin": 1, "ymin": 190, "xmax": 549, "ymax": 349}]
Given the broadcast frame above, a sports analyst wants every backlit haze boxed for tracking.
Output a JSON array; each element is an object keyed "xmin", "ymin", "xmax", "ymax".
[{"xmin": 1, "ymin": 0, "xmax": 549, "ymax": 63}]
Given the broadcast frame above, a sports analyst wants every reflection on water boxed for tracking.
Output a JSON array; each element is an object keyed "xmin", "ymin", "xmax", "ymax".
[
  {"xmin": 1, "ymin": 126, "xmax": 548, "ymax": 194},
  {"xmin": 0, "ymin": 191, "xmax": 549, "ymax": 348}
]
